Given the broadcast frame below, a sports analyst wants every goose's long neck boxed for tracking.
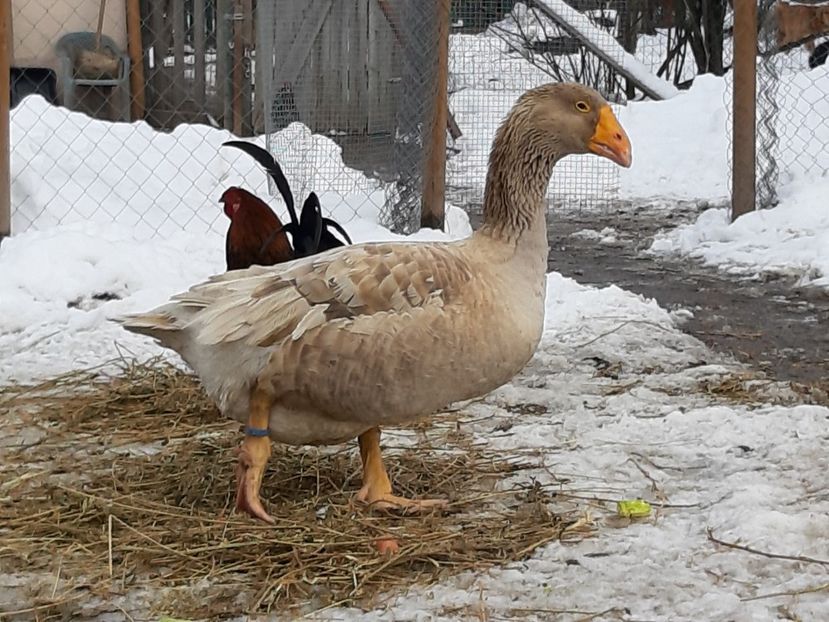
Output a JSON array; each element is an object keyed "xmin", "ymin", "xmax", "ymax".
[{"xmin": 476, "ymin": 119, "xmax": 560, "ymax": 253}]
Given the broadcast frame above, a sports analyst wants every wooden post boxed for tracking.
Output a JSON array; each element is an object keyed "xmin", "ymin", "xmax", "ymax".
[
  {"xmin": 193, "ymin": 0, "xmax": 206, "ymax": 105},
  {"xmin": 420, "ymin": 0, "xmax": 449, "ymax": 230},
  {"xmin": 0, "ymin": 0, "xmax": 11, "ymax": 239},
  {"xmin": 732, "ymin": 0, "xmax": 757, "ymax": 221},
  {"xmin": 231, "ymin": 0, "xmax": 244, "ymax": 135},
  {"xmin": 252, "ymin": 0, "xmax": 270, "ymax": 134},
  {"xmin": 126, "ymin": 0, "xmax": 145, "ymax": 120},
  {"xmin": 241, "ymin": 0, "xmax": 253, "ymax": 135},
  {"xmin": 216, "ymin": 0, "xmax": 232, "ymax": 129},
  {"xmin": 173, "ymin": 0, "xmax": 185, "ymax": 88}
]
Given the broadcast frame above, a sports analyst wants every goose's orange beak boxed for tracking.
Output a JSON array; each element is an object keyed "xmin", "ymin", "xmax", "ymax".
[{"xmin": 588, "ymin": 105, "xmax": 632, "ymax": 168}]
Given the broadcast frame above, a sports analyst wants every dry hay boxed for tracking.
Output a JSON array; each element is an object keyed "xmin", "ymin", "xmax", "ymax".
[
  {"xmin": 0, "ymin": 360, "xmax": 591, "ymax": 619},
  {"xmin": 699, "ymin": 371, "xmax": 829, "ymax": 407},
  {"xmin": 698, "ymin": 371, "xmax": 773, "ymax": 403}
]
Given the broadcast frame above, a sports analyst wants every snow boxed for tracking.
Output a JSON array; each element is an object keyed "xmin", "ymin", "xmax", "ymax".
[
  {"xmin": 2, "ymin": 94, "xmax": 479, "ymax": 382},
  {"xmin": 449, "ymin": 72, "xmax": 730, "ymax": 206},
  {"xmin": 446, "ymin": 5, "xmax": 729, "ymax": 206},
  {"xmin": 10, "ymin": 96, "xmax": 388, "ymax": 238},
  {"xmin": 447, "ymin": 7, "xmax": 623, "ymax": 206},
  {"xmin": 311, "ymin": 392, "xmax": 829, "ymax": 620},
  {"xmin": 3, "ymin": 216, "xmax": 828, "ymax": 619},
  {"xmin": 619, "ymin": 74, "xmax": 730, "ymax": 202},
  {"xmin": 0, "ymin": 209, "xmax": 472, "ymax": 385},
  {"xmin": 570, "ymin": 226, "xmax": 618, "ymax": 244},
  {"xmin": 648, "ymin": 65, "xmax": 829, "ymax": 288},
  {"xmin": 649, "ymin": 183, "xmax": 829, "ymax": 287},
  {"xmin": 448, "ymin": 87, "xmax": 623, "ymax": 205}
]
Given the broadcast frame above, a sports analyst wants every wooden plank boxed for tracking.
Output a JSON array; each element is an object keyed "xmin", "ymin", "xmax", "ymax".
[
  {"xmin": 356, "ymin": 0, "xmax": 369, "ymax": 132},
  {"xmin": 0, "ymin": 0, "xmax": 11, "ymax": 238},
  {"xmin": 232, "ymin": 0, "xmax": 244, "ymax": 134},
  {"xmin": 334, "ymin": 0, "xmax": 350, "ymax": 130},
  {"xmin": 272, "ymin": 0, "xmax": 295, "ymax": 131},
  {"xmin": 151, "ymin": 0, "xmax": 167, "ymax": 73},
  {"xmin": 194, "ymin": 0, "xmax": 206, "ymax": 104},
  {"xmin": 216, "ymin": 0, "xmax": 232, "ymax": 129},
  {"xmin": 421, "ymin": 0, "xmax": 449, "ymax": 230},
  {"xmin": 299, "ymin": 0, "xmax": 338, "ymax": 133},
  {"xmin": 374, "ymin": 0, "xmax": 460, "ymax": 138},
  {"xmin": 311, "ymin": 0, "xmax": 335, "ymax": 132},
  {"xmin": 241, "ymin": 0, "xmax": 253, "ymax": 133},
  {"xmin": 347, "ymin": 0, "xmax": 364, "ymax": 132},
  {"xmin": 533, "ymin": 0, "xmax": 678, "ymax": 100},
  {"xmin": 173, "ymin": 0, "xmax": 186, "ymax": 86},
  {"xmin": 276, "ymin": 0, "xmax": 333, "ymax": 86},
  {"xmin": 126, "ymin": 0, "xmax": 145, "ymax": 120},
  {"xmin": 253, "ymin": 0, "xmax": 273, "ymax": 133},
  {"xmin": 375, "ymin": 0, "xmax": 403, "ymax": 42},
  {"xmin": 732, "ymin": 0, "xmax": 757, "ymax": 220},
  {"xmin": 367, "ymin": 0, "xmax": 394, "ymax": 134},
  {"xmin": 366, "ymin": 0, "xmax": 380, "ymax": 134}
]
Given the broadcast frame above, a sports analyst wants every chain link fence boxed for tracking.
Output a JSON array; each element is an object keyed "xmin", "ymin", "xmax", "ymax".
[
  {"xmin": 729, "ymin": 0, "xmax": 829, "ymax": 211},
  {"xmin": 446, "ymin": 0, "xmax": 682, "ymax": 214},
  {"xmin": 256, "ymin": 0, "xmax": 442, "ymax": 235},
  {"xmin": 8, "ymin": 0, "xmax": 715, "ymax": 242},
  {"xmin": 10, "ymin": 0, "xmax": 243, "ymax": 238}
]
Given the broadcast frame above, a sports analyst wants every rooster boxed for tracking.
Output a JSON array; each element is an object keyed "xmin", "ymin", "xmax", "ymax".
[
  {"xmin": 221, "ymin": 186, "xmax": 294, "ymax": 270},
  {"xmin": 221, "ymin": 141, "xmax": 352, "ymax": 271}
]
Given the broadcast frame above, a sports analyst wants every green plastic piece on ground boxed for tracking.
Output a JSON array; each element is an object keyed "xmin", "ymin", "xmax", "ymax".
[{"xmin": 617, "ymin": 499, "xmax": 652, "ymax": 518}]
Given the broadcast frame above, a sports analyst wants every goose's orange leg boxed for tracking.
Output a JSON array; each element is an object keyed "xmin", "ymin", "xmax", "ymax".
[
  {"xmin": 356, "ymin": 427, "xmax": 447, "ymax": 513},
  {"xmin": 235, "ymin": 386, "xmax": 274, "ymax": 524}
]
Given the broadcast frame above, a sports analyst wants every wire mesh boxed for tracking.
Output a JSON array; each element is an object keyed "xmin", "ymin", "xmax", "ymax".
[
  {"xmin": 449, "ymin": 1, "xmax": 621, "ymax": 214},
  {"xmin": 757, "ymin": 0, "xmax": 781, "ymax": 210},
  {"xmin": 8, "ymin": 0, "xmax": 246, "ymax": 239},
  {"xmin": 445, "ymin": 1, "xmax": 698, "ymax": 215},
  {"xmin": 258, "ymin": 0, "xmax": 442, "ymax": 235},
  {"xmin": 8, "ymin": 0, "xmax": 692, "ymax": 242},
  {"xmin": 730, "ymin": 0, "xmax": 829, "ymax": 211}
]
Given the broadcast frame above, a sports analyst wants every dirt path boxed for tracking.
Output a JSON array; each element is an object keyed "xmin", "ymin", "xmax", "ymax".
[{"xmin": 468, "ymin": 201, "xmax": 829, "ymax": 385}]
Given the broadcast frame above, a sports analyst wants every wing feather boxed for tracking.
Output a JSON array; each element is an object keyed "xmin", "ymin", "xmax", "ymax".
[
  {"xmin": 122, "ymin": 242, "xmax": 475, "ymax": 355},
  {"xmin": 223, "ymin": 243, "xmax": 470, "ymax": 346}
]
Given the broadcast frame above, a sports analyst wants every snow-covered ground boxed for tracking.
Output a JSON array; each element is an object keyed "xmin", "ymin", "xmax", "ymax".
[
  {"xmin": 303, "ymin": 279, "xmax": 829, "ymax": 620},
  {"xmin": 647, "ymin": 65, "xmax": 829, "ymax": 289},
  {"xmin": 2, "ymin": 4, "xmax": 829, "ymax": 619},
  {"xmin": 5, "ymin": 263, "xmax": 828, "ymax": 620}
]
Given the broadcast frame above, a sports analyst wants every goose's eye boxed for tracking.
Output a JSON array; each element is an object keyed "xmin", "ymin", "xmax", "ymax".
[{"xmin": 575, "ymin": 101, "xmax": 591, "ymax": 113}]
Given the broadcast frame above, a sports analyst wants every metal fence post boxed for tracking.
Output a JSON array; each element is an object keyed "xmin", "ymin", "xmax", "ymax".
[
  {"xmin": 732, "ymin": 0, "xmax": 757, "ymax": 221},
  {"xmin": 0, "ymin": 0, "xmax": 11, "ymax": 240},
  {"xmin": 420, "ymin": 0, "xmax": 449, "ymax": 230}
]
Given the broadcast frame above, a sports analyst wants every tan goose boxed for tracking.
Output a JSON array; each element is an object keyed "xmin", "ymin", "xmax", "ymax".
[{"xmin": 119, "ymin": 83, "xmax": 631, "ymax": 527}]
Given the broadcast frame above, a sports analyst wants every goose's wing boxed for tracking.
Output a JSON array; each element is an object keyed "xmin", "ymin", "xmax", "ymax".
[{"xmin": 125, "ymin": 242, "xmax": 475, "ymax": 350}]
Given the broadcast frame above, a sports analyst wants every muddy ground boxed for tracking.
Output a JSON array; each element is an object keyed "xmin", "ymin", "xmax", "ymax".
[{"xmin": 468, "ymin": 201, "xmax": 829, "ymax": 385}]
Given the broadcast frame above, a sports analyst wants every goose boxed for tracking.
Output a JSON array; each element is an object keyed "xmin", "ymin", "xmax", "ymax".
[{"xmin": 118, "ymin": 83, "xmax": 631, "ymax": 527}]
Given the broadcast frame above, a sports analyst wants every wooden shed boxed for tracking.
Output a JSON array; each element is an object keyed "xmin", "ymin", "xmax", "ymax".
[{"xmin": 263, "ymin": 0, "xmax": 402, "ymax": 136}]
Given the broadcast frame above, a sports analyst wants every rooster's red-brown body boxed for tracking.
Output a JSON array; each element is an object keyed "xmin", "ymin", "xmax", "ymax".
[{"xmin": 221, "ymin": 186, "xmax": 294, "ymax": 271}]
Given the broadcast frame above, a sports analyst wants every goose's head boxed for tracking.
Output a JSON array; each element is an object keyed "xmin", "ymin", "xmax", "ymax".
[{"xmin": 506, "ymin": 83, "xmax": 632, "ymax": 168}]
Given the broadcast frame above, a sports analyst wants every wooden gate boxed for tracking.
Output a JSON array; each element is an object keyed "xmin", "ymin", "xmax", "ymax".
[{"xmin": 265, "ymin": 0, "xmax": 401, "ymax": 136}]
